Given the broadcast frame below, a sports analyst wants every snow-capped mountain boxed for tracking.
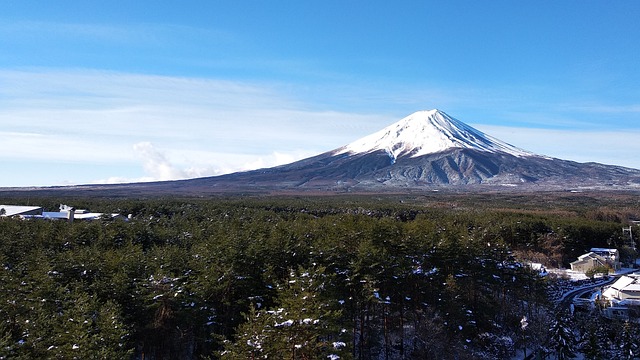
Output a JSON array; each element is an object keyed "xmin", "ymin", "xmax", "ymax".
[
  {"xmin": 335, "ymin": 109, "xmax": 536, "ymax": 161},
  {"xmin": 162, "ymin": 109, "xmax": 638, "ymax": 192},
  {"xmin": 28, "ymin": 109, "xmax": 640, "ymax": 195}
]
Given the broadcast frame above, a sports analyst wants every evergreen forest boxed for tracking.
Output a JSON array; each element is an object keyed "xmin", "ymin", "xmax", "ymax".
[{"xmin": 1, "ymin": 192, "xmax": 639, "ymax": 359}]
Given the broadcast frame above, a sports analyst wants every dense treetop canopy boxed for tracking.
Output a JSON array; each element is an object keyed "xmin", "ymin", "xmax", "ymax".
[{"xmin": 0, "ymin": 192, "xmax": 637, "ymax": 359}]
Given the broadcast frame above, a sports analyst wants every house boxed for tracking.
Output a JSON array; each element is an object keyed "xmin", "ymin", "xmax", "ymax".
[
  {"xmin": 0, "ymin": 205, "xmax": 43, "ymax": 217},
  {"xmin": 569, "ymin": 248, "xmax": 620, "ymax": 273},
  {"xmin": 570, "ymin": 252, "xmax": 611, "ymax": 273},
  {"xmin": 41, "ymin": 204, "xmax": 122, "ymax": 221},
  {"xmin": 590, "ymin": 248, "xmax": 620, "ymax": 269},
  {"xmin": 603, "ymin": 274, "xmax": 640, "ymax": 301},
  {"xmin": 12, "ymin": 204, "xmax": 123, "ymax": 222},
  {"xmin": 601, "ymin": 273, "xmax": 640, "ymax": 320},
  {"xmin": 603, "ymin": 306, "xmax": 630, "ymax": 321}
]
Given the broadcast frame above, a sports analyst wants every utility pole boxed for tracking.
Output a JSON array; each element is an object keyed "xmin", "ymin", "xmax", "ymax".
[{"xmin": 623, "ymin": 226, "xmax": 637, "ymax": 267}]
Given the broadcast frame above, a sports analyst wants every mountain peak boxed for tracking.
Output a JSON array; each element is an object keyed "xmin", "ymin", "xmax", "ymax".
[{"xmin": 336, "ymin": 109, "xmax": 535, "ymax": 161}]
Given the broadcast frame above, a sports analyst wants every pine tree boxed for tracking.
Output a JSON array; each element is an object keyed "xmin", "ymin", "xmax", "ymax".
[
  {"xmin": 581, "ymin": 329, "xmax": 603, "ymax": 360},
  {"xmin": 0, "ymin": 321, "xmax": 15, "ymax": 359},
  {"xmin": 616, "ymin": 321, "xmax": 638, "ymax": 360},
  {"xmin": 219, "ymin": 303, "xmax": 274, "ymax": 360},
  {"xmin": 92, "ymin": 300, "xmax": 134, "ymax": 359},
  {"xmin": 40, "ymin": 289, "xmax": 133, "ymax": 359},
  {"xmin": 579, "ymin": 318, "xmax": 604, "ymax": 360},
  {"xmin": 548, "ymin": 310, "xmax": 576, "ymax": 360},
  {"xmin": 221, "ymin": 266, "xmax": 350, "ymax": 359}
]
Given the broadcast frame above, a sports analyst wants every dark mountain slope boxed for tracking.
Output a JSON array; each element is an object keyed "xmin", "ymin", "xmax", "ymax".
[{"xmin": 204, "ymin": 146, "xmax": 640, "ymax": 191}]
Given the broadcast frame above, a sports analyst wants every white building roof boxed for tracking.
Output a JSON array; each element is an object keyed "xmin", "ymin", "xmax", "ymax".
[
  {"xmin": 604, "ymin": 275, "xmax": 640, "ymax": 300},
  {"xmin": 610, "ymin": 276, "xmax": 636, "ymax": 291},
  {"xmin": 623, "ymin": 284, "xmax": 640, "ymax": 292},
  {"xmin": 573, "ymin": 252, "xmax": 607, "ymax": 263},
  {"xmin": 42, "ymin": 211, "xmax": 108, "ymax": 220},
  {"xmin": 603, "ymin": 287, "xmax": 618, "ymax": 299},
  {"xmin": 0, "ymin": 205, "xmax": 42, "ymax": 216},
  {"xmin": 591, "ymin": 248, "xmax": 618, "ymax": 253},
  {"xmin": 574, "ymin": 252, "xmax": 594, "ymax": 261}
]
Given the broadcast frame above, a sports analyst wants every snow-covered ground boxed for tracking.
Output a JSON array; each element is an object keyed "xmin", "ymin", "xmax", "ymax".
[{"xmin": 547, "ymin": 268, "xmax": 590, "ymax": 281}]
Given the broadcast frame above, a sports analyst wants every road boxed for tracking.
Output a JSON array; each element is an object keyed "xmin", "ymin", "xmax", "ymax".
[{"xmin": 558, "ymin": 276, "xmax": 618, "ymax": 310}]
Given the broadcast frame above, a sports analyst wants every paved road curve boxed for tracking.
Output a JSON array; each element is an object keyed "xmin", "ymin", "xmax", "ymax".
[{"xmin": 558, "ymin": 276, "xmax": 618, "ymax": 310}]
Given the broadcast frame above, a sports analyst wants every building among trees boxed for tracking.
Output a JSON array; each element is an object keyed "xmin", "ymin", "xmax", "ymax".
[
  {"xmin": 0, "ymin": 205, "xmax": 43, "ymax": 217},
  {"xmin": 570, "ymin": 248, "xmax": 620, "ymax": 273},
  {"xmin": 603, "ymin": 273, "xmax": 640, "ymax": 302}
]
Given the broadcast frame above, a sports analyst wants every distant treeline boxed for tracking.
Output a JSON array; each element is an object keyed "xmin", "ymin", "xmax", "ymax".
[{"xmin": 0, "ymin": 194, "xmax": 637, "ymax": 359}]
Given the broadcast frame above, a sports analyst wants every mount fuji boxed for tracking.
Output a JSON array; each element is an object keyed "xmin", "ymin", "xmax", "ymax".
[
  {"xmin": 335, "ymin": 109, "xmax": 536, "ymax": 160},
  {"xmin": 159, "ymin": 109, "xmax": 640, "ymax": 193},
  {"xmin": 12, "ymin": 109, "xmax": 640, "ymax": 196}
]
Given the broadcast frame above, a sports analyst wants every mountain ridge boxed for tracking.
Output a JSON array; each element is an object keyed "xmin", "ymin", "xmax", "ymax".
[
  {"xmin": 198, "ymin": 109, "xmax": 640, "ymax": 191},
  {"xmin": 4, "ymin": 109, "xmax": 640, "ymax": 195}
]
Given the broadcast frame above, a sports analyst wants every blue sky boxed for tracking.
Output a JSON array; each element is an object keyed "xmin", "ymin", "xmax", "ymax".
[{"xmin": 1, "ymin": 1, "xmax": 640, "ymax": 187}]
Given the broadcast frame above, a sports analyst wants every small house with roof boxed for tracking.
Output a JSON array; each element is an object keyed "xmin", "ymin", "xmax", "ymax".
[
  {"xmin": 40, "ymin": 204, "xmax": 122, "ymax": 221},
  {"xmin": 570, "ymin": 248, "xmax": 620, "ymax": 273},
  {"xmin": 4, "ymin": 204, "xmax": 123, "ymax": 222},
  {"xmin": 602, "ymin": 273, "xmax": 640, "ymax": 320},
  {"xmin": 603, "ymin": 273, "xmax": 640, "ymax": 301}
]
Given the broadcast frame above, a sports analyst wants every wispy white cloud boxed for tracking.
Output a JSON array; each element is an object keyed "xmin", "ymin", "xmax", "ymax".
[
  {"xmin": 133, "ymin": 142, "xmax": 185, "ymax": 181},
  {"xmin": 0, "ymin": 69, "xmax": 390, "ymax": 185}
]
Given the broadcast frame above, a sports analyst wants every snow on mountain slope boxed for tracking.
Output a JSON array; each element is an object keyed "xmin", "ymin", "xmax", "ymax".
[{"xmin": 336, "ymin": 109, "xmax": 537, "ymax": 162}]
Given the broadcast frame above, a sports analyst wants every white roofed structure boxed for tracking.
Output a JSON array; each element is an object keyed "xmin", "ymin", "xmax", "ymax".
[
  {"xmin": 570, "ymin": 247, "xmax": 620, "ymax": 273},
  {"xmin": 603, "ymin": 274, "xmax": 640, "ymax": 301},
  {"xmin": 0, "ymin": 205, "xmax": 43, "ymax": 217}
]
